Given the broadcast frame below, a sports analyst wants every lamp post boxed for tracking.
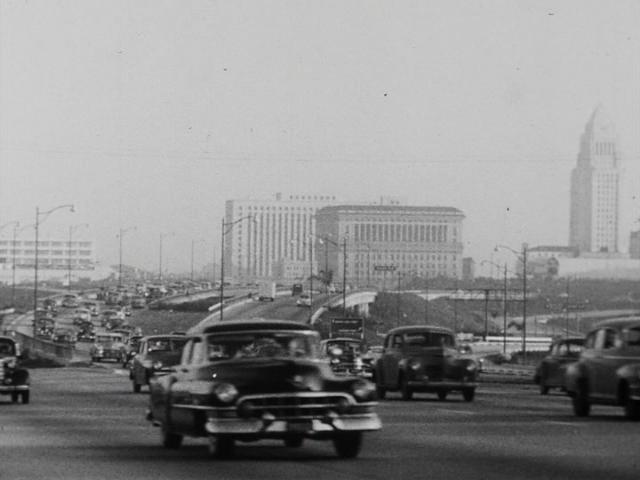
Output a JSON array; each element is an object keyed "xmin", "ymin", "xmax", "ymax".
[
  {"xmin": 220, "ymin": 215, "xmax": 254, "ymax": 321},
  {"xmin": 158, "ymin": 232, "xmax": 174, "ymax": 283},
  {"xmin": 496, "ymin": 243, "xmax": 528, "ymax": 363},
  {"xmin": 34, "ymin": 204, "xmax": 74, "ymax": 337},
  {"xmin": 117, "ymin": 226, "xmax": 136, "ymax": 288},
  {"xmin": 318, "ymin": 235, "xmax": 348, "ymax": 315},
  {"xmin": 67, "ymin": 223, "xmax": 89, "ymax": 290}
]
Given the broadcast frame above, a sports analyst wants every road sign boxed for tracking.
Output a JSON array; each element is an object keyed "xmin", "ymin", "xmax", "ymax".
[
  {"xmin": 330, "ymin": 317, "xmax": 364, "ymax": 340},
  {"xmin": 373, "ymin": 265, "xmax": 397, "ymax": 272}
]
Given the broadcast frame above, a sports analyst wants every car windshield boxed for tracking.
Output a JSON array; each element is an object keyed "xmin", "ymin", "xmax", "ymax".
[
  {"xmin": 327, "ymin": 340, "xmax": 361, "ymax": 353},
  {"xmin": 97, "ymin": 335, "xmax": 122, "ymax": 343},
  {"xmin": 403, "ymin": 332, "xmax": 455, "ymax": 347},
  {"xmin": 147, "ymin": 338, "xmax": 188, "ymax": 352},
  {"xmin": 0, "ymin": 340, "xmax": 16, "ymax": 356},
  {"xmin": 206, "ymin": 331, "xmax": 318, "ymax": 360}
]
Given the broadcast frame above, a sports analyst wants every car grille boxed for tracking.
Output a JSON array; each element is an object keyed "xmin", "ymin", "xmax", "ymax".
[{"xmin": 236, "ymin": 392, "xmax": 353, "ymax": 420}]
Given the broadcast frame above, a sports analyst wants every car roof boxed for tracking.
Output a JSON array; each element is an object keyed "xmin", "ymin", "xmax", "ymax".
[
  {"xmin": 202, "ymin": 319, "xmax": 315, "ymax": 334},
  {"xmin": 385, "ymin": 325, "xmax": 454, "ymax": 336},
  {"xmin": 592, "ymin": 317, "xmax": 640, "ymax": 331},
  {"xmin": 141, "ymin": 334, "xmax": 190, "ymax": 341}
]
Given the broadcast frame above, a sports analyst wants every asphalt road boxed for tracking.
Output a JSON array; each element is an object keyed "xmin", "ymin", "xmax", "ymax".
[{"xmin": 2, "ymin": 367, "xmax": 639, "ymax": 480}]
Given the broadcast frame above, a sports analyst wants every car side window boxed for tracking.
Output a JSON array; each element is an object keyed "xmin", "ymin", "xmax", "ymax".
[
  {"xmin": 593, "ymin": 330, "xmax": 607, "ymax": 350},
  {"xmin": 626, "ymin": 327, "xmax": 640, "ymax": 347},
  {"xmin": 584, "ymin": 331, "xmax": 597, "ymax": 349},
  {"xmin": 180, "ymin": 339, "xmax": 193, "ymax": 365},
  {"xmin": 603, "ymin": 329, "xmax": 618, "ymax": 350},
  {"xmin": 392, "ymin": 335, "xmax": 403, "ymax": 348}
]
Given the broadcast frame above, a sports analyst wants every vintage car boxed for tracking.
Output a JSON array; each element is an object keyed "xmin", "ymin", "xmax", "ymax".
[
  {"xmin": 534, "ymin": 336, "xmax": 584, "ymax": 395},
  {"xmin": 130, "ymin": 334, "xmax": 189, "ymax": 392},
  {"xmin": 373, "ymin": 325, "xmax": 478, "ymax": 401},
  {"xmin": 90, "ymin": 332, "xmax": 125, "ymax": 362},
  {"xmin": 320, "ymin": 337, "xmax": 373, "ymax": 378},
  {"xmin": 296, "ymin": 293, "xmax": 312, "ymax": 307},
  {"xmin": 35, "ymin": 317, "xmax": 56, "ymax": 339},
  {"xmin": 565, "ymin": 318, "xmax": 640, "ymax": 419},
  {"xmin": 0, "ymin": 336, "xmax": 30, "ymax": 403},
  {"xmin": 52, "ymin": 328, "xmax": 76, "ymax": 345},
  {"xmin": 146, "ymin": 319, "xmax": 381, "ymax": 458},
  {"xmin": 121, "ymin": 334, "xmax": 143, "ymax": 367}
]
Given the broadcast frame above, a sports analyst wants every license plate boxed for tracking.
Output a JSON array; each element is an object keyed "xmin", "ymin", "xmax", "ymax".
[{"xmin": 287, "ymin": 420, "xmax": 312, "ymax": 433}]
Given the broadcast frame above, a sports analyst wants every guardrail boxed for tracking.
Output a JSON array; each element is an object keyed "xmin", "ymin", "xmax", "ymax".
[{"xmin": 13, "ymin": 330, "xmax": 74, "ymax": 362}]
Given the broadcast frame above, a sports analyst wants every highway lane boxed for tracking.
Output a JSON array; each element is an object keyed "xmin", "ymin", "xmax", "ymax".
[{"xmin": 2, "ymin": 367, "xmax": 639, "ymax": 480}]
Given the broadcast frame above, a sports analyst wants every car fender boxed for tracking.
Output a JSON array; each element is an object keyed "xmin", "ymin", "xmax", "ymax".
[
  {"xmin": 564, "ymin": 361, "xmax": 586, "ymax": 394},
  {"xmin": 616, "ymin": 363, "xmax": 640, "ymax": 390}
]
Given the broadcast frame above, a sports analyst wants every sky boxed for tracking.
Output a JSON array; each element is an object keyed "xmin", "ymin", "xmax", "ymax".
[{"xmin": 1, "ymin": 0, "xmax": 639, "ymax": 275}]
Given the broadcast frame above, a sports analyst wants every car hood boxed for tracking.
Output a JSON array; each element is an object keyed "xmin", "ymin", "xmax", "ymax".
[{"xmin": 204, "ymin": 358, "xmax": 334, "ymax": 394}]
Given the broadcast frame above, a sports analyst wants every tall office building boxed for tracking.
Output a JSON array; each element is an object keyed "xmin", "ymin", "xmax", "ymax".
[
  {"xmin": 224, "ymin": 193, "xmax": 340, "ymax": 282},
  {"xmin": 569, "ymin": 106, "xmax": 621, "ymax": 253},
  {"xmin": 315, "ymin": 204, "xmax": 465, "ymax": 288}
]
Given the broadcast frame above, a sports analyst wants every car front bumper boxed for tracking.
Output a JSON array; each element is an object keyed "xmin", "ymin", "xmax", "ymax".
[
  {"xmin": 205, "ymin": 413, "xmax": 382, "ymax": 435},
  {"xmin": 407, "ymin": 378, "xmax": 477, "ymax": 391},
  {"xmin": 0, "ymin": 384, "xmax": 29, "ymax": 393}
]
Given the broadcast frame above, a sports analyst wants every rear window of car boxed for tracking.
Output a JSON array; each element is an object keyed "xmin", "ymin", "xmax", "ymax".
[
  {"xmin": 403, "ymin": 332, "xmax": 454, "ymax": 347},
  {"xmin": 626, "ymin": 327, "xmax": 640, "ymax": 347}
]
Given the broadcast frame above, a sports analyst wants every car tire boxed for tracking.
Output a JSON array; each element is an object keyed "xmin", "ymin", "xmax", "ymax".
[
  {"xmin": 572, "ymin": 381, "xmax": 591, "ymax": 417},
  {"xmin": 540, "ymin": 383, "xmax": 550, "ymax": 395},
  {"xmin": 623, "ymin": 385, "xmax": 640, "ymax": 421},
  {"xmin": 11, "ymin": 392, "xmax": 19, "ymax": 403},
  {"xmin": 284, "ymin": 436, "xmax": 304, "ymax": 448},
  {"xmin": 437, "ymin": 391, "xmax": 447, "ymax": 401},
  {"xmin": 373, "ymin": 373, "xmax": 386, "ymax": 400},
  {"xmin": 133, "ymin": 380, "xmax": 141, "ymax": 393},
  {"xmin": 210, "ymin": 436, "xmax": 235, "ymax": 459},
  {"xmin": 333, "ymin": 431, "xmax": 363, "ymax": 459},
  {"xmin": 462, "ymin": 388, "xmax": 475, "ymax": 402},
  {"xmin": 400, "ymin": 374, "xmax": 412, "ymax": 401},
  {"xmin": 162, "ymin": 427, "xmax": 183, "ymax": 449},
  {"xmin": 21, "ymin": 391, "xmax": 30, "ymax": 404}
]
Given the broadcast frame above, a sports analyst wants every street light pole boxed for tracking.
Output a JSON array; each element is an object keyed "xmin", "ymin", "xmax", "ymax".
[
  {"xmin": 33, "ymin": 204, "xmax": 74, "ymax": 337},
  {"xmin": 342, "ymin": 236, "xmax": 347, "ymax": 316},
  {"xmin": 219, "ymin": 215, "xmax": 253, "ymax": 321}
]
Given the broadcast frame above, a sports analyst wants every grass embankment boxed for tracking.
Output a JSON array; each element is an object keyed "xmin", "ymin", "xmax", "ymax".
[{"xmin": 127, "ymin": 309, "xmax": 208, "ymax": 336}]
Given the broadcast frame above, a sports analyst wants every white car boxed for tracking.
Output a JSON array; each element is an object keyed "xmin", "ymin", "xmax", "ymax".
[{"xmin": 296, "ymin": 293, "xmax": 312, "ymax": 307}]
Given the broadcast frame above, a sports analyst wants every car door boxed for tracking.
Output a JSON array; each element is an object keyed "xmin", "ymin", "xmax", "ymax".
[
  {"xmin": 169, "ymin": 338, "xmax": 204, "ymax": 434},
  {"xmin": 589, "ymin": 328, "xmax": 620, "ymax": 400},
  {"xmin": 380, "ymin": 334, "xmax": 403, "ymax": 389}
]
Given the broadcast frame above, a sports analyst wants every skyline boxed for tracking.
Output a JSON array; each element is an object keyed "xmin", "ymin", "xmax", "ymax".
[{"xmin": 1, "ymin": 1, "xmax": 639, "ymax": 274}]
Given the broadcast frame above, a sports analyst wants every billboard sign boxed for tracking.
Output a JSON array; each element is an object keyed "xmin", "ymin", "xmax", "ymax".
[{"xmin": 330, "ymin": 317, "xmax": 364, "ymax": 340}]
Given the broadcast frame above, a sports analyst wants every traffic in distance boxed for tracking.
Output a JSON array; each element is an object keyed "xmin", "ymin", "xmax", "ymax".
[{"xmin": 3, "ymin": 281, "xmax": 640, "ymax": 466}]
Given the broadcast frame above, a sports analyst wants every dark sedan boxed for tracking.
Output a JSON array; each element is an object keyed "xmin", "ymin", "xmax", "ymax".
[
  {"xmin": 146, "ymin": 320, "xmax": 381, "ymax": 458},
  {"xmin": 534, "ymin": 336, "xmax": 584, "ymax": 395},
  {"xmin": 130, "ymin": 335, "xmax": 188, "ymax": 393}
]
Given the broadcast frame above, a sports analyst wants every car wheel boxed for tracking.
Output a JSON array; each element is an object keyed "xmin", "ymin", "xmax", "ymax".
[
  {"xmin": 540, "ymin": 383, "xmax": 550, "ymax": 395},
  {"xmin": 437, "ymin": 391, "xmax": 447, "ymax": 401},
  {"xmin": 400, "ymin": 374, "xmax": 412, "ymax": 401},
  {"xmin": 572, "ymin": 381, "xmax": 590, "ymax": 417},
  {"xmin": 11, "ymin": 392, "xmax": 19, "ymax": 403},
  {"xmin": 161, "ymin": 427, "xmax": 183, "ymax": 449},
  {"xmin": 284, "ymin": 435, "xmax": 304, "ymax": 448},
  {"xmin": 333, "ymin": 431, "xmax": 363, "ymax": 459},
  {"xmin": 623, "ymin": 385, "xmax": 640, "ymax": 421},
  {"xmin": 21, "ymin": 391, "xmax": 30, "ymax": 404},
  {"xmin": 133, "ymin": 380, "xmax": 141, "ymax": 393},
  {"xmin": 373, "ymin": 373, "xmax": 386, "ymax": 400},
  {"xmin": 462, "ymin": 388, "xmax": 475, "ymax": 402},
  {"xmin": 209, "ymin": 436, "xmax": 235, "ymax": 459}
]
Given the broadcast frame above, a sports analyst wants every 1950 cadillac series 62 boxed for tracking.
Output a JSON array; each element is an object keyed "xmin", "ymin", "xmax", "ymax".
[{"xmin": 147, "ymin": 319, "xmax": 381, "ymax": 458}]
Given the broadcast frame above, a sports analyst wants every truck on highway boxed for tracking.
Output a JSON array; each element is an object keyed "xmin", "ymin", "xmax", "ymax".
[{"xmin": 257, "ymin": 281, "xmax": 276, "ymax": 302}]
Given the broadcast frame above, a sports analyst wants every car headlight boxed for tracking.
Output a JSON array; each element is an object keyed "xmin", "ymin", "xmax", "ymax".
[
  {"xmin": 214, "ymin": 383, "xmax": 239, "ymax": 404},
  {"xmin": 355, "ymin": 357, "xmax": 363, "ymax": 369},
  {"xmin": 351, "ymin": 379, "xmax": 376, "ymax": 401},
  {"xmin": 466, "ymin": 362, "xmax": 477, "ymax": 372},
  {"xmin": 408, "ymin": 359, "xmax": 422, "ymax": 371},
  {"xmin": 152, "ymin": 361, "xmax": 164, "ymax": 370}
]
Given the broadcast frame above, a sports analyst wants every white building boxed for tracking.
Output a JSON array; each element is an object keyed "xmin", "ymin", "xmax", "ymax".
[
  {"xmin": 569, "ymin": 105, "xmax": 621, "ymax": 254},
  {"xmin": 224, "ymin": 193, "xmax": 341, "ymax": 283},
  {"xmin": 0, "ymin": 233, "xmax": 103, "ymax": 285},
  {"xmin": 315, "ymin": 204, "xmax": 465, "ymax": 287}
]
